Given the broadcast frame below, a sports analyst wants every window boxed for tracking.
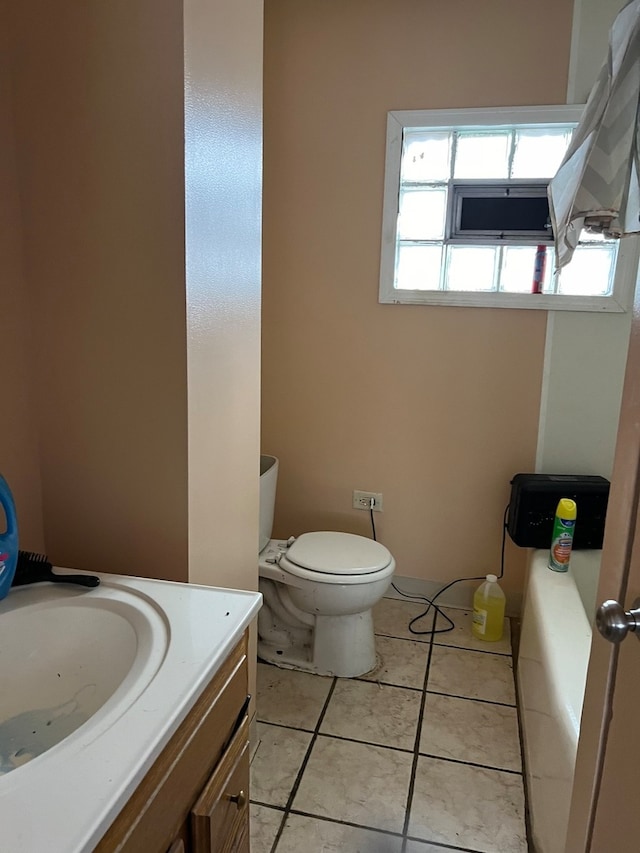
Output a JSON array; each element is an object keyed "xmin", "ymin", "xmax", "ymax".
[{"xmin": 379, "ymin": 106, "xmax": 635, "ymax": 311}]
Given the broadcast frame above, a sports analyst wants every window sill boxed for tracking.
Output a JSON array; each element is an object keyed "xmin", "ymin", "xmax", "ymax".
[{"xmin": 379, "ymin": 290, "xmax": 628, "ymax": 312}]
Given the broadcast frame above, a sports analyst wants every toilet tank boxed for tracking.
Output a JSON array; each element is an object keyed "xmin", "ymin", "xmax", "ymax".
[{"xmin": 259, "ymin": 455, "xmax": 279, "ymax": 553}]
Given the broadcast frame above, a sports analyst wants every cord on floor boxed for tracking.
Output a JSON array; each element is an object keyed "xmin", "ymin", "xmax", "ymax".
[{"xmin": 370, "ymin": 504, "xmax": 510, "ymax": 639}]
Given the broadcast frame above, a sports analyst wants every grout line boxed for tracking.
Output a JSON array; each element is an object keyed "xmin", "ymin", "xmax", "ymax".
[
  {"xmin": 510, "ymin": 617, "xmax": 535, "ymax": 852},
  {"xmin": 311, "ymin": 731, "xmax": 415, "ymax": 755},
  {"xmin": 424, "ymin": 688, "xmax": 517, "ymax": 709},
  {"xmin": 255, "ymin": 718, "xmax": 316, "ymax": 733},
  {"xmin": 352, "ymin": 676, "xmax": 424, "ymax": 692},
  {"xmin": 404, "ymin": 834, "xmax": 490, "ymax": 853},
  {"xmin": 415, "ymin": 751, "xmax": 523, "ymax": 776},
  {"xmin": 431, "ymin": 643, "xmax": 515, "ymax": 659},
  {"xmin": 254, "ymin": 801, "xmax": 489, "ymax": 853},
  {"xmin": 375, "ymin": 629, "xmax": 512, "ymax": 656},
  {"xmin": 400, "ymin": 604, "xmax": 439, "ymax": 850},
  {"xmin": 285, "ymin": 809, "xmax": 405, "ymax": 840},
  {"xmin": 375, "ymin": 631, "xmax": 431, "ymax": 645},
  {"xmin": 254, "ymin": 726, "xmax": 523, "ymax": 772},
  {"xmin": 269, "ymin": 676, "xmax": 338, "ymax": 853},
  {"xmin": 431, "ymin": 641, "xmax": 512, "ymax": 656}
]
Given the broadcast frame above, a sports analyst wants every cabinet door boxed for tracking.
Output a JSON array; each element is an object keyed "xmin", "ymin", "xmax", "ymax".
[{"xmin": 191, "ymin": 717, "xmax": 250, "ymax": 853}]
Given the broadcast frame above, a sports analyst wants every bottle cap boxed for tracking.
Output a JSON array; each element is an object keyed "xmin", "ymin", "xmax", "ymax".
[
  {"xmin": 486, "ymin": 573, "xmax": 498, "ymax": 583},
  {"xmin": 556, "ymin": 498, "xmax": 577, "ymax": 520}
]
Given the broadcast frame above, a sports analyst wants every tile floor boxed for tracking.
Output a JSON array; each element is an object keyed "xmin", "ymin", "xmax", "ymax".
[{"xmin": 250, "ymin": 596, "xmax": 528, "ymax": 853}]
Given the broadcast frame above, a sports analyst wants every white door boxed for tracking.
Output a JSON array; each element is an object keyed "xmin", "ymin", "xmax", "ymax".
[{"xmin": 565, "ymin": 280, "xmax": 640, "ymax": 851}]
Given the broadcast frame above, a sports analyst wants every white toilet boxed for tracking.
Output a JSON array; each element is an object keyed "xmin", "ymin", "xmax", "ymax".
[{"xmin": 258, "ymin": 455, "xmax": 395, "ymax": 677}]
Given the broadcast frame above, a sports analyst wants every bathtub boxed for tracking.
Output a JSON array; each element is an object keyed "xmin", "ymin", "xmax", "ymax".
[{"xmin": 517, "ymin": 549, "xmax": 601, "ymax": 853}]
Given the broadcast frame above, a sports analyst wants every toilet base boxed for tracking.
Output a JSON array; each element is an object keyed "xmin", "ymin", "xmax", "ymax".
[{"xmin": 258, "ymin": 593, "xmax": 378, "ymax": 677}]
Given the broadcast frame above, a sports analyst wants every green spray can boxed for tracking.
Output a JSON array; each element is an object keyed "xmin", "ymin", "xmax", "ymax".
[{"xmin": 548, "ymin": 498, "xmax": 577, "ymax": 572}]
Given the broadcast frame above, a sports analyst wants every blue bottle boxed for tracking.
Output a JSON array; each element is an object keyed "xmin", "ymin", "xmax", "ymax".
[{"xmin": 0, "ymin": 474, "xmax": 18, "ymax": 599}]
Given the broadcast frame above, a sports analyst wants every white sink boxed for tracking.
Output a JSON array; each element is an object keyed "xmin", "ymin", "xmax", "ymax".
[
  {"xmin": 0, "ymin": 572, "xmax": 261, "ymax": 853},
  {"xmin": 0, "ymin": 584, "xmax": 168, "ymax": 775}
]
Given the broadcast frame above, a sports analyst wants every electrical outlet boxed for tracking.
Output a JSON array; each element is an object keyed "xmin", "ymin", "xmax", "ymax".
[{"xmin": 352, "ymin": 490, "xmax": 383, "ymax": 512}]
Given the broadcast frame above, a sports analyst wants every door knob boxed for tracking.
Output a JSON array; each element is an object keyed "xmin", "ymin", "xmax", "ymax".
[{"xmin": 596, "ymin": 598, "xmax": 640, "ymax": 643}]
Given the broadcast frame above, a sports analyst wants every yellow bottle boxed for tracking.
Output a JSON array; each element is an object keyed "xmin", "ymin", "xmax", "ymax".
[
  {"xmin": 548, "ymin": 498, "xmax": 577, "ymax": 572},
  {"xmin": 472, "ymin": 574, "xmax": 506, "ymax": 642}
]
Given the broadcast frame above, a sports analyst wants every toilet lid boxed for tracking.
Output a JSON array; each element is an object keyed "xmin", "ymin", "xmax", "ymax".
[{"xmin": 286, "ymin": 531, "xmax": 391, "ymax": 575}]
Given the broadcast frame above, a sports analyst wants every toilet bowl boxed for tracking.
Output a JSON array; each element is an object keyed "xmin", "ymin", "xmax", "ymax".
[{"xmin": 258, "ymin": 456, "xmax": 395, "ymax": 677}]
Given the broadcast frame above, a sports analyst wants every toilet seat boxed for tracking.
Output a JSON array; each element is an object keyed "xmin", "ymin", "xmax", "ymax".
[{"xmin": 277, "ymin": 531, "xmax": 393, "ymax": 584}]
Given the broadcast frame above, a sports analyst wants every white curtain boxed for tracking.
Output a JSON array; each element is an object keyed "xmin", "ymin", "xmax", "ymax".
[{"xmin": 548, "ymin": 0, "xmax": 640, "ymax": 269}]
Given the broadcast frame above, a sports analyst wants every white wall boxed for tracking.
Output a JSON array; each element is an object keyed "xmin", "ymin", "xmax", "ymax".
[{"xmin": 536, "ymin": 0, "xmax": 635, "ymax": 480}]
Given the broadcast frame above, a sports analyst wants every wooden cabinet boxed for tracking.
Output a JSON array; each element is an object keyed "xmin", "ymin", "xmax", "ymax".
[
  {"xmin": 192, "ymin": 718, "xmax": 249, "ymax": 852},
  {"xmin": 95, "ymin": 633, "xmax": 250, "ymax": 853}
]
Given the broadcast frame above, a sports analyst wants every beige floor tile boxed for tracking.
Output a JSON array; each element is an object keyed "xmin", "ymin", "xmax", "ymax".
[
  {"xmin": 257, "ymin": 662, "xmax": 333, "ymax": 729},
  {"xmin": 276, "ymin": 814, "xmax": 402, "ymax": 852},
  {"xmin": 359, "ymin": 635, "xmax": 429, "ymax": 689},
  {"xmin": 432, "ymin": 607, "xmax": 512, "ymax": 655},
  {"xmin": 320, "ymin": 679, "xmax": 421, "ymax": 750},
  {"xmin": 428, "ymin": 645, "xmax": 515, "ymax": 705},
  {"xmin": 250, "ymin": 804, "xmax": 283, "ymax": 853},
  {"xmin": 251, "ymin": 723, "xmax": 312, "ymax": 806},
  {"xmin": 408, "ymin": 756, "xmax": 527, "ymax": 852},
  {"xmin": 405, "ymin": 841, "xmax": 466, "ymax": 852},
  {"xmin": 373, "ymin": 597, "xmax": 434, "ymax": 642},
  {"xmin": 292, "ymin": 735, "xmax": 413, "ymax": 833},
  {"xmin": 419, "ymin": 693, "xmax": 521, "ymax": 771}
]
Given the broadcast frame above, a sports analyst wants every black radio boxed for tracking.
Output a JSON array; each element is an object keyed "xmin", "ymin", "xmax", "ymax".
[{"xmin": 506, "ymin": 473, "xmax": 610, "ymax": 549}]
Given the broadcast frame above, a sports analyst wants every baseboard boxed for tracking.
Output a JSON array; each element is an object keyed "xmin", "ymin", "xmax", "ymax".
[{"xmin": 387, "ymin": 574, "xmax": 522, "ymax": 617}]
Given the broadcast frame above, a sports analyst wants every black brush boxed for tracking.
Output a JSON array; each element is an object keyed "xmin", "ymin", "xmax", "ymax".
[{"xmin": 13, "ymin": 551, "xmax": 100, "ymax": 588}]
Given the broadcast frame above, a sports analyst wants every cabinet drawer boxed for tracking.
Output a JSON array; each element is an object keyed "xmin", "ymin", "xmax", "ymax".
[
  {"xmin": 96, "ymin": 635, "xmax": 248, "ymax": 853},
  {"xmin": 191, "ymin": 716, "xmax": 250, "ymax": 853}
]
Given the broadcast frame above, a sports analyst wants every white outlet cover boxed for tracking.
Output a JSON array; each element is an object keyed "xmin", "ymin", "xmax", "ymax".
[{"xmin": 352, "ymin": 490, "xmax": 383, "ymax": 512}]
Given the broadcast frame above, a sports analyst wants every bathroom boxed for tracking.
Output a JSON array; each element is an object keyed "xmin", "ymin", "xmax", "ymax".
[
  {"xmin": 259, "ymin": 2, "xmax": 638, "ymax": 850},
  {"xmin": 2, "ymin": 0, "xmax": 640, "ymax": 850}
]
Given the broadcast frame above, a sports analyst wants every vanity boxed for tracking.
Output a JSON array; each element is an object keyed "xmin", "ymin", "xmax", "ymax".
[{"xmin": 0, "ymin": 573, "xmax": 262, "ymax": 852}]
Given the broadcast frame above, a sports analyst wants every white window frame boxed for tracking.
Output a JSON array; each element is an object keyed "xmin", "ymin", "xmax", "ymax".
[{"xmin": 379, "ymin": 105, "xmax": 638, "ymax": 312}]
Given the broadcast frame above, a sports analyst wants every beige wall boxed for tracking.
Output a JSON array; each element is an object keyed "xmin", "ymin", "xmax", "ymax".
[
  {"xmin": 7, "ymin": 1, "xmax": 189, "ymax": 580},
  {"xmin": 0, "ymin": 9, "xmax": 44, "ymax": 552},
  {"xmin": 3, "ymin": 0, "xmax": 263, "ymax": 592},
  {"xmin": 262, "ymin": 0, "xmax": 574, "ymax": 602}
]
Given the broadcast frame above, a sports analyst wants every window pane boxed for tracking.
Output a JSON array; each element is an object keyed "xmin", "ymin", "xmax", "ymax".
[
  {"xmin": 511, "ymin": 128, "xmax": 573, "ymax": 178},
  {"xmin": 396, "ymin": 244, "xmax": 443, "ymax": 290},
  {"xmin": 500, "ymin": 246, "xmax": 553, "ymax": 293},
  {"xmin": 556, "ymin": 245, "xmax": 617, "ymax": 296},
  {"xmin": 401, "ymin": 131, "xmax": 451, "ymax": 182},
  {"xmin": 398, "ymin": 189, "xmax": 447, "ymax": 240},
  {"xmin": 500, "ymin": 246, "xmax": 536, "ymax": 293},
  {"xmin": 445, "ymin": 246, "xmax": 497, "ymax": 291},
  {"xmin": 454, "ymin": 132, "xmax": 510, "ymax": 178}
]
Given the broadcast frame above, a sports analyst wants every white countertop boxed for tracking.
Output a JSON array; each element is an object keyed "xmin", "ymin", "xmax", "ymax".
[{"xmin": 0, "ymin": 572, "xmax": 262, "ymax": 853}]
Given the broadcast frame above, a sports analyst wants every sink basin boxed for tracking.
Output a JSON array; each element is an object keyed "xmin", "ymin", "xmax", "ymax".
[
  {"xmin": 0, "ymin": 583, "xmax": 168, "ymax": 775},
  {"xmin": 0, "ymin": 572, "xmax": 261, "ymax": 853}
]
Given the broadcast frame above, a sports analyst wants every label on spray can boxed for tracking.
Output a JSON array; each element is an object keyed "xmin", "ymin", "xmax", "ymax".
[{"xmin": 549, "ymin": 498, "xmax": 577, "ymax": 572}]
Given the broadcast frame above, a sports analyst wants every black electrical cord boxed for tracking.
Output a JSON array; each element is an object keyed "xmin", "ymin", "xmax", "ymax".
[{"xmin": 371, "ymin": 503, "xmax": 510, "ymax": 637}]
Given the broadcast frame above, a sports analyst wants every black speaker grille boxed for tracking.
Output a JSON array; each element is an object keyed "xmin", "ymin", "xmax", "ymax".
[{"xmin": 507, "ymin": 473, "xmax": 610, "ymax": 549}]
